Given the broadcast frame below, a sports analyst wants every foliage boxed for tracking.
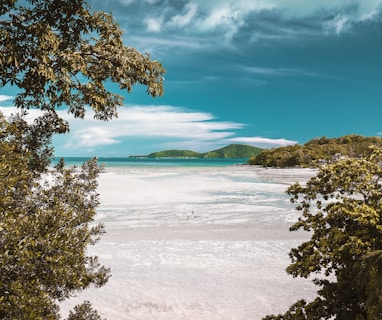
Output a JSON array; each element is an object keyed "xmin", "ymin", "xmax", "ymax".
[
  {"xmin": 203, "ymin": 144, "xmax": 262, "ymax": 158},
  {"xmin": 249, "ymin": 135, "xmax": 382, "ymax": 167},
  {"xmin": 141, "ymin": 144, "xmax": 263, "ymax": 159},
  {"xmin": 67, "ymin": 301, "xmax": 105, "ymax": 320},
  {"xmin": 0, "ymin": 0, "xmax": 165, "ymax": 121},
  {"xmin": 0, "ymin": 0, "xmax": 165, "ymax": 318},
  {"xmin": 147, "ymin": 149, "xmax": 201, "ymax": 158},
  {"xmin": 0, "ymin": 114, "xmax": 109, "ymax": 319},
  {"xmin": 263, "ymin": 147, "xmax": 382, "ymax": 320}
]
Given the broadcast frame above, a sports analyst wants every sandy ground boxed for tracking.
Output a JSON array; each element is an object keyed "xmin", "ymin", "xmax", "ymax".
[
  {"xmin": 60, "ymin": 166, "xmax": 318, "ymax": 320},
  {"xmin": 252, "ymin": 166, "xmax": 317, "ymax": 184}
]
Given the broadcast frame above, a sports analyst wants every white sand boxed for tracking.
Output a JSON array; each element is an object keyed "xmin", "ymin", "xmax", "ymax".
[{"xmin": 60, "ymin": 166, "xmax": 317, "ymax": 320}]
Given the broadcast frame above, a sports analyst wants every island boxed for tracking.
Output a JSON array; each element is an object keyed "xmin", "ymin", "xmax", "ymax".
[{"xmin": 129, "ymin": 144, "xmax": 263, "ymax": 159}]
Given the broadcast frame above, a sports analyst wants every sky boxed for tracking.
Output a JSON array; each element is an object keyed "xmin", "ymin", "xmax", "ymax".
[{"xmin": 1, "ymin": 0, "xmax": 382, "ymax": 156}]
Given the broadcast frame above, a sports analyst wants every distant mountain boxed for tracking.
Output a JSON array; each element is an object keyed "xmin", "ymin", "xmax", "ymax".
[
  {"xmin": 147, "ymin": 149, "xmax": 201, "ymax": 158},
  {"xmin": 130, "ymin": 144, "xmax": 263, "ymax": 159},
  {"xmin": 203, "ymin": 144, "xmax": 262, "ymax": 158}
]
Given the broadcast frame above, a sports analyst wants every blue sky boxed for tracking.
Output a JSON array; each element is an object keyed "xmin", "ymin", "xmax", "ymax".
[{"xmin": 1, "ymin": 0, "xmax": 382, "ymax": 156}]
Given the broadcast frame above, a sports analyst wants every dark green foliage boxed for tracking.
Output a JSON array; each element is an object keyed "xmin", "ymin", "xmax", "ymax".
[
  {"xmin": 0, "ymin": 114, "xmax": 109, "ymax": 319},
  {"xmin": 140, "ymin": 144, "xmax": 262, "ymax": 159},
  {"xmin": 147, "ymin": 149, "xmax": 202, "ymax": 158},
  {"xmin": 0, "ymin": 0, "xmax": 165, "ymax": 318},
  {"xmin": 0, "ymin": 0, "xmax": 165, "ymax": 121},
  {"xmin": 249, "ymin": 135, "xmax": 382, "ymax": 167},
  {"xmin": 67, "ymin": 301, "xmax": 105, "ymax": 320},
  {"xmin": 203, "ymin": 144, "xmax": 262, "ymax": 158},
  {"xmin": 263, "ymin": 147, "xmax": 382, "ymax": 320}
]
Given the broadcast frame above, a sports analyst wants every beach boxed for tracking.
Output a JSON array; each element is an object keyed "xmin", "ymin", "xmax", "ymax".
[{"xmin": 60, "ymin": 164, "xmax": 317, "ymax": 319}]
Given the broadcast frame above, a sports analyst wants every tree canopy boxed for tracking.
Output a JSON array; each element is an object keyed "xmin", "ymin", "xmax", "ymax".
[
  {"xmin": 249, "ymin": 135, "xmax": 382, "ymax": 168},
  {"xmin": 0, "ymin": 0, "xmax": 165, "ymax": 121},
  {"xmin": 263, "ymin": 147, "xmax": 382, "ymax": 319},
  {"xmin": 0, "ymin": 114, "xmax": 109, "ymax": 319},
  {"xmin": 0, "ymin": 0, "xmax": 165, "ymax": 318}
]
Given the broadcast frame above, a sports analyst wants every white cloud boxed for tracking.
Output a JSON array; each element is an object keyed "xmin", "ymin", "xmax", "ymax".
[
  {"xmin": 0, "ymin": 95, "xmax": 14, "ymax": 102},
  {"xmin": 192, "ymin": 0, "xmax": 274, "ymax": 14},
  {"xmin": 239, "ymin": 65, "xmax": 330, "ymax": 79},
  {"xmin": 191, "ymin": 2, "xmax": 252, "ymax": 42},
  {"xmin": 274, "ymin": 0, "xmax": 382, "ymax": 20},
  {"xmin": 117, "ymin": 0, "xmax": 159, "ymax": 4},
  {"xmin": 116, "ymin": 0, "xmax": 135, "ymax": 5},
  {"xmin": 117, "ymin": 0, "xmax": 382, "ymax": 55},
  {"xmin": 73, "ymin": 127, "xmax": 120, "ymax": 147},
  {"xmin": 0, "ymin": 106, "xmax": 44, "ymax": 123},
  {"xmin": 198, "ymin": 6, "xmax": 234, "ymax": 31},
  {"xmin": 169, "ymin": 3, "xmax": 198, "ymax": 28},
  {"xmin": 60, "ymin": 105, "xmax": 245, "ymax": 151},
  {"xmin": 275, "ymin": 0, "xmax": 382, "ymax": 36},
  {"xmin": 0, "ymin": 105, "xmax": 298, "ymax": 155},
  {"xmin": 184, "ymin": 0, "xmax": 381, "ymax": 37},
  {"xmin": 145, "ymin": 17, "xmax": 163, "ymax": 32},
  {"xmin": 228, "ymin": 136, "xmax": 297, "ymax": 148},
  {"xmin": 128, "ymin": 35, "xmax": 208, "ymax": 54},
  {"xmin": 324, "ymin": 14, "xmax": 350, "ymax": 34},
  {"xmin": 241, "ymin": 66, "xmax": 300, "ymax": 76}
]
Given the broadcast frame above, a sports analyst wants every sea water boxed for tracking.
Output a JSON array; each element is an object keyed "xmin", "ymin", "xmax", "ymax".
[
  {"xmin": 53, "ymin": 157, "xmax": 249, "ymax": 167},
  {"xmin": 60, "ymin": 159, "xmax": 317, "ymax": 320}
]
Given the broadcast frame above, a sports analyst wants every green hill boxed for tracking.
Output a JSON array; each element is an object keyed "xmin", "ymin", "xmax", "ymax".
[
  {"xmin": 249, "ymin": 135, "xmax": 382, "ymax": 167},
  {"xmin": 202, "ymin": 144, "xmax": 262, "ymax": 158},
  {"xmin": 131, "ymin": 144, "xmax": 263, "ymax": 159},
  {"xmin": 147, "ymin": 149, "xmax": 201, "ymax": 158}
]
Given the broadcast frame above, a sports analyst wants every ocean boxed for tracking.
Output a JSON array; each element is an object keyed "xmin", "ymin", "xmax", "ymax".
[
  {"xmin": 60, "ymin": 159, "xmax": 317, "ymax": 320},
  {"xmin": 53, "ymin": 157, "xmax": 249, "ymax": 168}
]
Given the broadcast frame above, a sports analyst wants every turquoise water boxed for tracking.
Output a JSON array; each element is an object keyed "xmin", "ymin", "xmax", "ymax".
[{"xmin": 53, "ymin": 157, "xmax": 249, "ymax": 168}]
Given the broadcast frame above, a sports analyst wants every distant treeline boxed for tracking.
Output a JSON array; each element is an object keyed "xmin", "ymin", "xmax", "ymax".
[
  {"xmin": 130, "ymin": 144, "xmax": 263, "ymax": 159},
  {"xmin": 249, "ymin": 135, "xmax": 382, "ymax": 167}
]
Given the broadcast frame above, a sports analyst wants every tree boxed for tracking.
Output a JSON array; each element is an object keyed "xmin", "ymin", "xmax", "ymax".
[
  {"xmin": 249, "ymin": 135, "xmax": 382, "ymax": 168},
  {"xmin": 0, "ymin": 114, "xmax": 109, "ymax": 319},
  {"xmin": 0, "ymin": 0, "xmax": 165, "ymax": 121},
  {"xmin": 67, "ymin": 301, "xmax": 105, "ymax": 320},
  {"xmin": 263, "ymin": 147, "xmax": 382, "ymax": 320},
  {"xmin": 0, "ymin": 0, "xmax": 165, "ymax": 318}
]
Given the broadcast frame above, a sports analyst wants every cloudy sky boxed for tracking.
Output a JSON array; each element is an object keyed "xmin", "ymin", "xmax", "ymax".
[{"xmin": 2, "ymin": 0, "xmax": 382, "ymax": 156}]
